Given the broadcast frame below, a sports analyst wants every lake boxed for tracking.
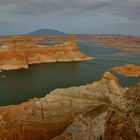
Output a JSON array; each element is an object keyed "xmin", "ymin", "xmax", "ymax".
[{"xmin": 0, "ymin": 42, "xmax": 140, "ymax": 105}]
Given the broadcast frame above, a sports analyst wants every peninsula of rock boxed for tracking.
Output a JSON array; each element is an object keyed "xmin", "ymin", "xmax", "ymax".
[
  {"xmin": 0, "ymin": 36, "xmax": 92, "ymax": 70},
  {"xmin": 0, "ymin": 71, "xmax": 139, "ymax": 140},
  {"xmin": 112, "ymin": 64, "xmax": 140, "ymax": 77}
]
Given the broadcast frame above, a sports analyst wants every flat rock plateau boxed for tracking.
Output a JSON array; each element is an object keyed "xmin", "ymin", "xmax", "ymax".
[
  {"xmin": 0, "ymin": 36, "xmax": 92, "ymax": 70},
  {"xmin": 0, "ymin": 71, "xmax": 139, "ymax": 140},
  {"xmin": 112, "ymin": 64, "xmax": 140, "ymax": 77}
]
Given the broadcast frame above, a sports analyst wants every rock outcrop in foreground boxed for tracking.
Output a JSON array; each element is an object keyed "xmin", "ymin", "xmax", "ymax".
[
  {"xmin": 0, "ymin": 36, "xmax": 92, "ymax": 70},
  {"xmin": 0, "ymin": 71, "xmax": 139, "ymax": 140},
  {"xmin": 112, "ymin": 64, "xmax": 140, "ymax": 77}
]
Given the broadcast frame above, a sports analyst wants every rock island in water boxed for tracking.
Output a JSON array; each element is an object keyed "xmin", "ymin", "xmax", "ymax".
[
  {"xmin": 0, "ymin": 36, "xmax": 93, "ymax": 70},
  {"xmin": 112, "ymin": 64, "xmax": 140, "ymax": 77}
]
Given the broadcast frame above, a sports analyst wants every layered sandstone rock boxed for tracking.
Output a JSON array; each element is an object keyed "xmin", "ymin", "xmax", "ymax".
[
  {"xmin": 55, "ymin": 83, "xmax": 140, "ymax": 140},
  {"xmin": 0, "ymin": 72, "xmax": 139, "ymax": 140},
  {"xmin": 112, "ymin": 64, "xmax": 140, "ymax": 77},
  {"xmin": 0, "ymin": 36, "xmax": 92, "ymax": 70}
]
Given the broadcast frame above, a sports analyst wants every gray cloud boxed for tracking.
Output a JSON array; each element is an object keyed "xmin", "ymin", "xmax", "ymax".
[
  {"xmin": 0, "ymin": 0, "xmax": 139, "ymax": 22},
  {"xmin": 0, "ymin": 0, "xmax": 139, "ymax": 20},
  {"xmin": 0, "ymin": 0, "xmax": 140, "ymax": 35},
  {"xmin": 9, "ymin": 0, "xmax": 110, "ymax": 17}
]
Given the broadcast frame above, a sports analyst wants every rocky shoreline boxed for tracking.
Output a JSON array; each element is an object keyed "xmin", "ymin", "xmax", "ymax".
[{"xmin": 0, "ymin": 71, "xmax": 139, "ymax": 140}]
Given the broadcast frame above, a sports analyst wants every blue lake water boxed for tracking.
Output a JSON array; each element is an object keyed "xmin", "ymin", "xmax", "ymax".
[{"xmin": 0, "ymin": 42, "xmax": 140, "ymax": 106}]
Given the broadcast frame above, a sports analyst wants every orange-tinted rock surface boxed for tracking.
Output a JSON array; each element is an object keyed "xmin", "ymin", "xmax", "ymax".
[
  {"xmin": 1, "ymin": 34, "xmax": 140, "ymax": 46},
  {"xmin": 52, "ymin": 84, "xmax": 140, "ymax": 140},
  {"xmin": 0, "ymin": 36, "xmax": 92, "ymax": 70},
  {"xmin": 74, "ymin": 34, "xmax": 140, "ymax": 47},
  {"xmin": 112, "ymin": 64, "xmax": 140, "ymax": 77},
  {"xmin": 0, "ymin": 72, "xmax": 140, "ymax": 140}
]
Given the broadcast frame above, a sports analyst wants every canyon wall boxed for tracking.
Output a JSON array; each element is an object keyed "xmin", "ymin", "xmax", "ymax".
[
  {"xmin": 76, "ymin": 35, "xmax": 140, "ymax": 46},
  {"xmin": 0, "ymin": 35, "xmax": 140, "ymax": 47},
  {"xmin": 0, "ymin": 36, "xmax": 92, "ymax": 70}
]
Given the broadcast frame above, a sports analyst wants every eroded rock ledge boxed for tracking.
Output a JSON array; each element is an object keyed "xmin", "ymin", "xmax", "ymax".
[
  {"xmin": 112, "ymin": 64, "xmax": 140, "ymax": 77},
  {"xmin": 0, "ymin": 71, "xmax": 140, "ymax": 140},
  {"xmin": 0, "ymin": 36, "xmax": 92, "ymax": 71}
]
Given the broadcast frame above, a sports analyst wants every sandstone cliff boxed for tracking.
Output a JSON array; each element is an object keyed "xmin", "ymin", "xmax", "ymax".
[
  {"xmin": 0, "ymin": 72, "xmax": 139, "ymax": 140},
  {"xmin": 0, "ymin": 36, "xmax": 92, "ymax": 70},
  {"xmin": 76, "ymin": 35, "xmax": 140, "ymax": 47},
  {"xmin": 1, "ymin": 35, "xmax": 140, "ymax": 47},
  {"xmin": 112, "ymin": 64, "xmax": 140, "ymax": 77}
]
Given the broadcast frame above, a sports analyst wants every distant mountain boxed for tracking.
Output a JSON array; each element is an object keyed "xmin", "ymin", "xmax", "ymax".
[{"xmin": 27, "ymin": 29, "xmax": 66, "ymax": 35}]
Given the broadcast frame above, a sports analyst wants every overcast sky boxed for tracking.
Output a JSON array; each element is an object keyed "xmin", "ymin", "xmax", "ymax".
[{"xmin": 0, "ymin": 0, "xmax": 140, "ymax": 35}]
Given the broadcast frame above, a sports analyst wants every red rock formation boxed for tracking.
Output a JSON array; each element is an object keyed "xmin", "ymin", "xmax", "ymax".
[
  {"xmin": 53, "ymin": 81, "xmax": 140, "ymax": 140},
  {"xmin": 0, "ymin": 72, "xmax": 139, "ymax": 140},
  {"xmin": 76, "ymin": 35, "xmax": 140, "ymax": 47},
  {"xmin": 1, "ymin": 35, "xmax": 140, "ymax": 46},
  {"xmin": 112, "ymin": 64, "xmax": 140, "ymax": 77},
  {"xmin": 0, "ymin": 36, "xmax": 93, "ymax": 70},
  {"xmin": 0, "ymin": 71, "xmax": 128, "ymax": 140}
]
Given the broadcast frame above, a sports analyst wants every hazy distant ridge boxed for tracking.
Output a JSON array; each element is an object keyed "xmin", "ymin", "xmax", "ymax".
[{"xmin": 28, "ymin": 29, "xmax": 66, "ymax": 35}]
